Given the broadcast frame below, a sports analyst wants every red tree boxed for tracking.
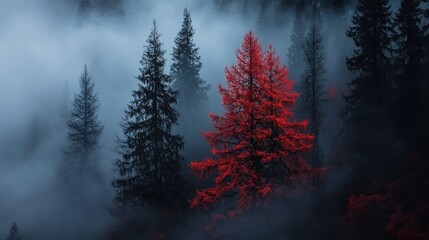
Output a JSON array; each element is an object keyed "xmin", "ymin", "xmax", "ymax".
[{"xmin": 190, "ymin": 32, "xmax": 313, "ymax": 214}]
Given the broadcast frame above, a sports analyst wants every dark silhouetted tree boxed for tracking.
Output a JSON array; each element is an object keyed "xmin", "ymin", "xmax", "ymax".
[
  {"xmin": 170, "ymin": 8, "xmax": 209, "ymax": 161},
  {"xmin": 171, "ymin": 8, "xmax": 208, "ymax": 109},
  {"xmin": 342, "ymin": 1, "xmax": 396, "ymax": 237},
  {"xmin": 6, "ymin": 223, "xmax": 21, "ymax": 240},
  {"xmin": 65, "ymin": 64, "xmax": 103, "ymax": 179},
  {"xmin": 300, "ymin": 4, "xmax": 326, "ymax": 187},
  {"xmin": 287, "ymin": 0, "xmax": 307, "ymax": 81},
  {"xmin": 68, "ymin": 65, "xmax": 103, "ymax": 157},
  {"xmin": 392, "ymin": 0, "xmax": 426, "ymax": 141},
  {"xmin": 112, "ymin": 22, "xmax": 184, "ymax": 212},
  {"xmin": 190, "ymin": 32, "xmax": 313, "ymax": 214},
  {"xmin": 345, "ymin": 0, "xmax": 392, "ymax": 108},
  {"xmin": 343, "ymin": 0, "xmax": 393, "ymax": 166}
]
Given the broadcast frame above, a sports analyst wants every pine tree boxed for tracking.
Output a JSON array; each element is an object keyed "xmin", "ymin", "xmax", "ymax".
[
  {"xmin": 113, "ymin": 21, "xmax": 184, "ymax": 211},
  {"xmin": 300, "ymin": 4, "xmax": 326, "ymax": 187},
  {"xmin": 190, "ymin": 32, "xmax": 313, "ymax": 214},
  {"xmin": 67, "ymin": 65, "xmax": 103, "ymax": 157},
  {"xmin": 66, "ymin": 64, "xmax": 103, "ymax": 178},
  {"xmin": 392, "ymin": 0, "xmax": 426, "ymax": 139},
  {"xmin": 6, "ymin": 223, "xmax": 21, "ymax": 240},
  {"xmin": 345, "ymin": 0, "xmax": 392, "ymax": 108},
  {"xmin": 287, "ymin": 0, "xmax": 307, "ymax": 81},
  {"xmin": 171, "ymin": 8, "xmax": 209, "ymax": 161},
  {"xmin": 171, "ymin": 8, "xmax": 208, "ymax": 109},
  {"xmin": 343, "ymin": 0, "xmax": 393, "ymax": 165}
]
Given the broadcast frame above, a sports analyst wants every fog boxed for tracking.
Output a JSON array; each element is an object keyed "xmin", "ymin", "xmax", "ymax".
[{"xmin": 0, "ymin": 0, "xmax": 358, "ymax": 239}]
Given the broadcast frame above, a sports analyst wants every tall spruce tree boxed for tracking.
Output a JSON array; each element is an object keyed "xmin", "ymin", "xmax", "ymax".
[
  {"xmin": 171, "ymin": 8, "xmax": 209, "ymax": 161},
  {"xmin": 171, "ymin": 8, "xmax": 208, "ymax": 109},
  {"xmin": 300, "ymin": 4, "xmax": 326, "ymax": 187},
  {"xmin": 287, "ymin": 0, "xmax": 307, "ymax": 81},
  {"xmin": 113, "ymin": 22, "xmax": 184, "ymax": 211},
  {"xmin": 392, "ymin": 0, "xmax": 426, "ymax": 141},
  {"xmin": 6, "ymin": 223, "xmax": 21, "ymax": 240},
  {"xmin": 66, "ymin": 64, "xmax": 103, "ymax": 178},
  {"xmin": 344, "ymin": 0, "xmax": 393, "ymax": 164}
]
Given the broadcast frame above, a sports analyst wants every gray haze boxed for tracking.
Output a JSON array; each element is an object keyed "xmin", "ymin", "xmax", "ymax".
[{"xmin": 0, "ymin": 0, "xmax": 356, "ymax": 239}]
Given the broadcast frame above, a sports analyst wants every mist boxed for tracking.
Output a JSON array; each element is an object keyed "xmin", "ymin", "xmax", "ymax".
[{"xmin": 2, "ymin": 0, "xmax": 422, "ymax": 239}]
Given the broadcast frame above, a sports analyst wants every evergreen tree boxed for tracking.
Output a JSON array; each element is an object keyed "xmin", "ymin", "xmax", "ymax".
[
  {"xmin": 66, "ymin": 64, "xmax": 103, "ymax": 178},
  {"xmin": 6, "ymin": 223, "xmax": 21, "ymax": 240},
  {"xmin": 171, "ymin": 8, "xmax": 208, "ymax": 109},
  {"xmin": 113, "ymin": 22, "xmax": 184, "ymax": 211},
  {"xmin": 287, "ymin": 0, "xmax": 307, "ymax": 81},
  {"xmin": 345, "ymin": 0, "xmax": 392, "ymax": 108},
  {"xmin": 343, "ymin": 0, "xmax": 393, "ymax": 165},
  {"xmin": 300, "ymin": 4, "xmax": 326, "ymax": 187},
  {"xmin": 392, "ymin": 0, "xmax": 426, "ymax": 140},
  {"xmin": 190, "ymin": 32, "xmax": 313, "ymax": 214},
  {"xmin": 171, "ymin": 8, "xmax": 209, "ymax": 161}
]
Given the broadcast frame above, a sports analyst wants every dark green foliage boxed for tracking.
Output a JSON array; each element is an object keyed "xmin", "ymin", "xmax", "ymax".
[
  {"xmin": 113, "ymin": 22, "xmax": 184, "ymax": 211},
  {"xmin": 6, "ymin": 223, "xmax": 21, "ymax": 240},
  {"xmin": 171, "ymin": 8, "xmax": 208, "ymax": 109}
]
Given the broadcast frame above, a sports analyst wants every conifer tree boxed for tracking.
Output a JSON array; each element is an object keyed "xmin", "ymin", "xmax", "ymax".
[
  {"xmin": 287, "ymin": 0, "xmax": 307, "ymax": 81},
  {"xmin": 171, "ymin": 8, "xmax": 208, "ymax": 109},
  {"xmin": 300, "ymin": 4, "xmax": 326, "ymax": 187},
  {"xmin": 66, "ymin": 64, "xmax": 103, "ymax": 178},
  {"xmin": 392, "ymin": 0, "xmax": 426, "ymax": 138},
  {"xmin": 171, "ymin": 8, "xmax": 209, "ymax": 161},
  {"xmin": 343, "ymin": 0, "xmax": 393, "ymax": 165},
  {"xmin": 6, "ymin": 223, "xmax": 21, "ymax": 240},
  {"xmin": 113, "ymin": 22, "xmax": 184, "ymax": 211},
  {"xmin": 190, "ymin": 32, "xmax": 313, "ymax": 214}
]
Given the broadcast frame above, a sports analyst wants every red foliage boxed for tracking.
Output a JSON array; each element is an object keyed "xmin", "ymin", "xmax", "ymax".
[
  {"xmin": 190, "ymin": 32, "xmax": 313, "ymax": 213},
  {"xmin": 346, "ymin": 193, "xmax": 391, "ymax": 238},
  {"xmin": 347, "ymin": 194, "xmax": 389, "ymax": 225},
  {"xmin": 346, "ymin": 154, "xmax": 429, "ymax": 239}
]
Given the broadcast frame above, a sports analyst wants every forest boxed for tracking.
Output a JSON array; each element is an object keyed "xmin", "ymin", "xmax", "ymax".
[{"xmin": 0, "ymin": 0, "xmax": 428, "ymax": 239}]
